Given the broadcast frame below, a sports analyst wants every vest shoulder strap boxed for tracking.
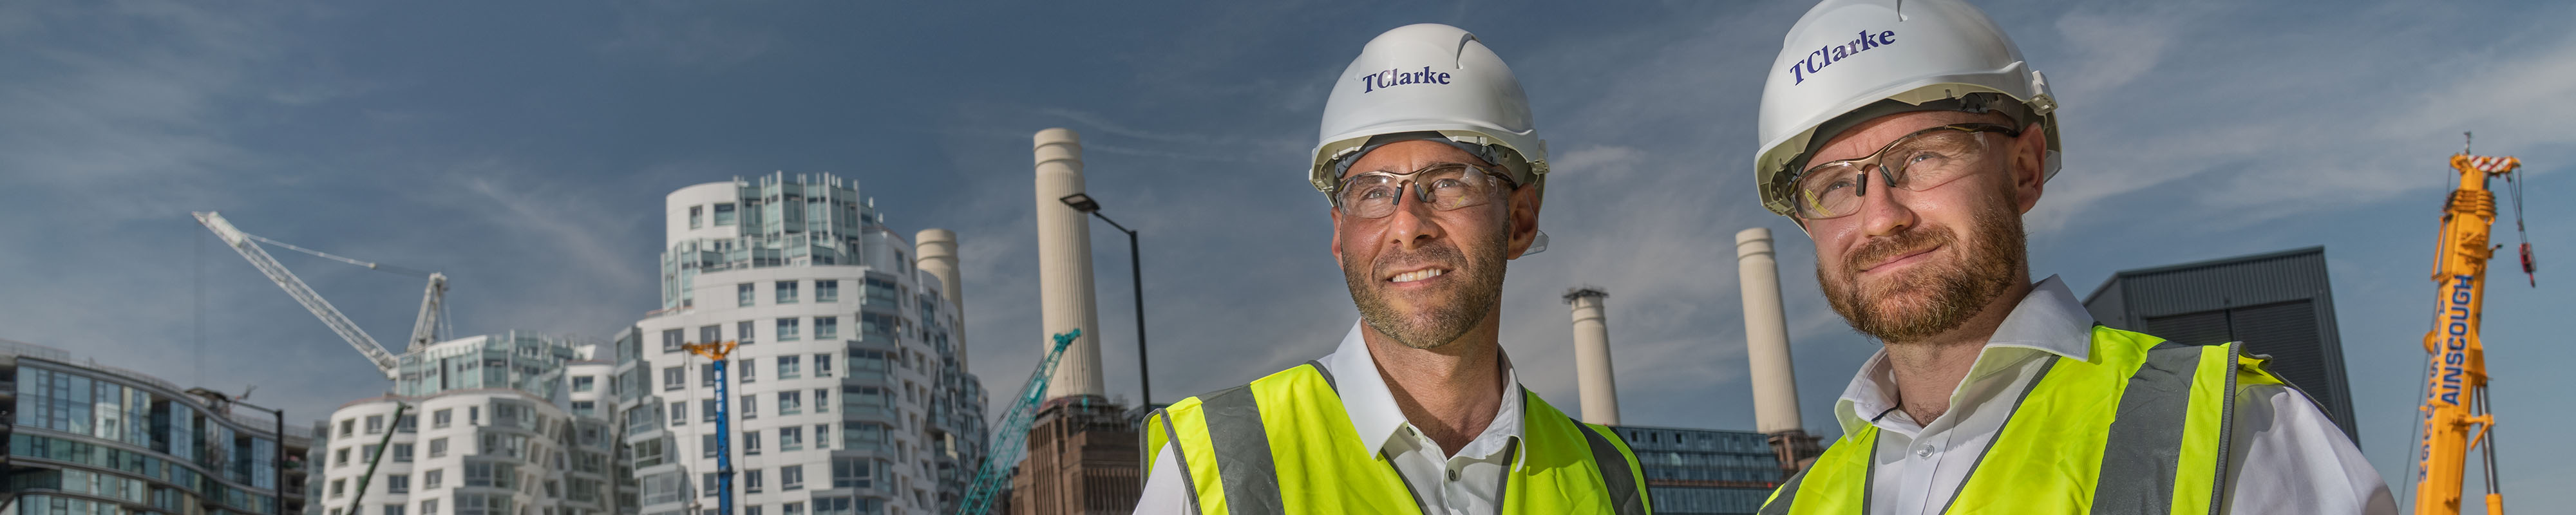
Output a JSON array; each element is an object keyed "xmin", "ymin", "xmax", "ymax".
[{"xmin": 1575, "ymin": 420, "xmax": 1649, "ymax": 515}]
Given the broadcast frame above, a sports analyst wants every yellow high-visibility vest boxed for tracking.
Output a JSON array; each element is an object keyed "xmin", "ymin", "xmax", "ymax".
[
  {"xmin": 1759, "ymin": 326, "xmax": 2287, "ymax": 514},
  {"xmin": 1142, "ymin": 361, "xmax": 1652, "ymax": 515}
]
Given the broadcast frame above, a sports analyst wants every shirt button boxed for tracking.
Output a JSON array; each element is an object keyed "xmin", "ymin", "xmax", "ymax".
[
  {"xmin": 1447, "ymin": 469, "xmax": 1459, "ymax": 481},
  {"xmin": 1915, "ymin": 445, "xmax": 1934, "ymax": 458}
]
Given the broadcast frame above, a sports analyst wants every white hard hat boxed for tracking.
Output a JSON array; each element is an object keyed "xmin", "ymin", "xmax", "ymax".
[
  {"xmin": 1753, "ymin": 0, "xmax": 2061, "ymax": 217},
  {"xmin": 1311, "ymin": 23, "xmax": 1548, "ymax": 202}
]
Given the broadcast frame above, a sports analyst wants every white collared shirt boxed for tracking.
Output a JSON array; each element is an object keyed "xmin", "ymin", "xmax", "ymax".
[
  {"xmin": 1835, "ymin": 276, "xmax": 2396, "ymax": 514},
  {"xmin": 1133, "ymin": 321, "xmax": 1527, "ymax": 515}
]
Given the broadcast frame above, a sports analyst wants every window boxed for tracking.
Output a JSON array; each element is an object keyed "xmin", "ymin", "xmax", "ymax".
[
  {"xmin": 332, "ymin": 479, "xmax": 346, "ymax": 498},
  {"xmin": 364, "ymin": 444, "xmax": 382, "ymax": 461},
  {"xmin": 422, "ymin": 499, "xmax": 439, "ymax": 515},
  {"xmin": 433, "ymin": 409, "xmax": 452, "ymax": 429},
  {"xmin": 813, "ymin": 388, "xmax": 830, "ymax": 413},
  {"xmin": 399, "ymin": 414, "xmax": 418, "ymax": 433},
  {"xmin": 663, "ymin": 366, "xmax": 685, "ymax": 391},
  {"xmin": 703, "ymin": 473, "xmax": 719, "ymax": 497},
  {"xmin": 689, "ymin": 205, "xmax": 703, "ymax": 229},
  {"xmin": 669, "ymin": 402, "xmax": 687, "ymax": 426},
  {"xmin": 742, "ymin": 395, "xmax": 758, "ymax": 418},
  {"xmin": 739, "ymin": 320, "xmax": 757, "ymax": 344},
  {"xmin": 387, "ymin": 505, "xmax": 406, "ymax": 515},
  {"xmin": 781, "ymin": 426, "xmax": 803, "ymax": 451},
  {"xmin": 341, "ymin": 419, "xmax": 356, "ymax": 437},
  {"xmin": 393, "ymin": 444, "xmax": 415, "ymax": 462},
  {"xmin": 703, "ymin": 364, "xmax": 719, "ymax": 388},
  {"xmin": 777, "ymin": 317, "xmax": 800, "ymax": 341},
  {"xmin": 814, "ymin": 424, "xmax": 831, "ymax": 448},
  {"xmin": 776, "ymin": 281, "xmax": 799, "ymax": 304},
  {"xmin": 337, "ymin": 448, "xmax": 352, "ymax": 466},
  {"xmin": 779, "ymin": 391, "xmax": 803, "ymax": 415},
  {"xmin": 701, "ymin": 400, "xmax": 718, "ymax": 423},
  {"xmin": 366, "ymin": 415, "xmax": 385, "ymax": 434},
  {"xmin": 738, "ymin": 283, "xmax": 755, "ymax": 307},
  {"xmin": 745, "ymin": 431, "xmax": 762, "ymax": 455},
  {"xmin": 389, "ymin": 474, "xmax": 410, "ymax": 494},
  {"xmin": 781, "ymin": 465, "xmax": 804, "ymax": 491},
  {"xmin": 746, "ymin": 469, "xmax": 764, "ymax": 493},
  {"xmin": 715, "ymin": 203, "xmax": 737, "ymax": 225},
  {"xmin": 779, "ymin": 355, "xmax": 802, "ymax": 379},
  {"xmin": 571, "ymin": 400, "xmax": 595, "ymax": 417},
  {"xmin": 662, "ymin": 328, "xmax": 684, "ymax": 352},
  {"xmin": 784, "ymin": 503, "xmax": 803, "ymax": 515},
  {"xmin": 815, "ymin": 353, "xmax": 833, "ymax": 377},
  {"xmin": 699, "ymin": 325, "xmax": 721, "ymax": 346},
  {"xmin": 841, "ymin": 423, "xmax": 885, "ymax": 451},
  {"xmin": 429, "ymin": 438, "xmax": 448, "ymax": 458},
  {"xmin": 424, "ymin": 469, "xmax": 443, "ymax": 489},
  {"xmin": 740, "ymin": 359, "xmax": 757, "ymax": 382},
  {"xmin": 814, "ymin": 317, "xmax": 838, "ymax": 340},
  {"xmin": 815, "ymin": 280, "xmax": 839, "ymax": 303}
]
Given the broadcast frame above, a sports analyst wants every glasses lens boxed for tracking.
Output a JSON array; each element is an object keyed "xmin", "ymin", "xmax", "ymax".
[
  {"xmin": 1885, "ymin": 129, "xmax": 1985, "ymax": 192},
  {"xmin": 1793, "ymin": 163, "xmax": 1865, "ymax": 219},
  {"xmin": 1418, "ymin": 165, "xmax": 1500, "ymax": 211},
  {"xmin": 1337, "ymin": 174, "xmax": 1402, "ymax": 218}
]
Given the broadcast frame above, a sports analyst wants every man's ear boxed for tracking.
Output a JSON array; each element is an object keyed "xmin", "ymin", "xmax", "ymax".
[
  {"xmin": 1502, "ymin": 185, "xmax": 1542, "ymax": 259},
  {"xmin": 2009, "ymin": 122, "xmax": 2048, "ymax": 214},
  {"xmin": 1329, "ymin": 205, "xmax": 1346, "ymax": 263}
]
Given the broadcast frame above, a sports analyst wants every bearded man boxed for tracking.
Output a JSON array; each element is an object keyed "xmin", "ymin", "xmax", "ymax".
[{"xmin": 1749, "ymin": 1, "xmax": 2393, "ymax": 514}]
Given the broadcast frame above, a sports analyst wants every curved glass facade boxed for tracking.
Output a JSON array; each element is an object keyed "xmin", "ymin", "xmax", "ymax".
[{"xmin": 9, "ymin": 357, "xmax": 307, "ymax": 515}]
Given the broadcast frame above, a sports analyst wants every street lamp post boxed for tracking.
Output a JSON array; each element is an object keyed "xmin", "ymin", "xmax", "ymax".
[
  {"xmin": 1059, "ymin": 192, "xmax": 1153, "ymax": 406},
  {"xmin": 193, "ymin": 388, "xmax": 287, "ymax": 515}
]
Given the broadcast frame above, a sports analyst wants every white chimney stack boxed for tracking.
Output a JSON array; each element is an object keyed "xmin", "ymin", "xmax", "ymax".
[
  {"xmin": 1564, "ymin": 287, "xmax": 1620, "ymax": 426},
  {"xmin": 1736, "ymin": 227, "xmax": 1804, "ymax": 435},
  {"xmin": 915, "ymin": 228, "xmax": 966, "ymax": 369},
  {"xmin": 1034, "ymin": 127, "xmax": 1106, "ymax": 400}
]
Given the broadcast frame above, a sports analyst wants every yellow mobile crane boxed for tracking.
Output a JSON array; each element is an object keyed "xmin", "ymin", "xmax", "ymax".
[{"xmin": 2411, "ymin": 135, "xmax": 2533, "ymax": 515}]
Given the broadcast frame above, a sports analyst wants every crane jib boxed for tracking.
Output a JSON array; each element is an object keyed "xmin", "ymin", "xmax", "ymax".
[{"xmin": 2434, "ymin": 274, "xmax": 2474, "ymax": 406}]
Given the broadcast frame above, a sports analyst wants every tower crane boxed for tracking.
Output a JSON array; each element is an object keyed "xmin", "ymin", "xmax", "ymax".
[
  {"xmin": 194, "ymin": 211, "xmax": 448, "ymax": 379},
  {"xmin": 2409, "ymin": 136, "xmax": 2533, "ymax": 515},
  {"xmin": 954, "ymin": 329, "xmax": 1083, "ymax": 515},
  {"xmin": 683, "ymin": 340, "xmax": 743, "ymax": 515}
]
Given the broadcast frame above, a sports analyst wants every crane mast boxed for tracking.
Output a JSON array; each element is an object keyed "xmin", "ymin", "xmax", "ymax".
[
  {"xmin": 194, "ymin": 211, "xmax": 439, "ymax": 379},
  {"xmin": 954, "ymin": 329, "xmax": 1083, "ymax": 515},
  {"xmin": 2412, "ymin": 151, "xmax": 2526, "ymax": 515}
]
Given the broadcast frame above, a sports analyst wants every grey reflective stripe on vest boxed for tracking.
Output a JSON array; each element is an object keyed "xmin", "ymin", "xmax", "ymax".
[
  {"xmin": 1199, "ymin": 386, "xmax": 1286, "ymax": 515},
  {"xmin": 1577, "ymin": 422, "xmax": 1649, "ymax": 515},
  {"xmin": 1153, "ymin": 411, "xmax": 1204, "ymax": 514},
  {"xmin": 2087, "ymin": 341, "xmax": 2211, "ymax": 515}
]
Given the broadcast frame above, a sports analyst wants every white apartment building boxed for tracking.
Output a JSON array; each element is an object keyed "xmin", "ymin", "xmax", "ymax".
[
  {"xmin": 618, "ymin": 173, "xmax": 988, "ymax": 515},
  {"xmin": 308, "ymin": 333, "xmax": 629, "ymax": 515}
]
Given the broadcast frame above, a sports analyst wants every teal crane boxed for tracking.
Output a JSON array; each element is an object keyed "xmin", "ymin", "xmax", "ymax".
[{"xmin": 953, "ymin": 329, "xmax": 1083, "ymax": 515}]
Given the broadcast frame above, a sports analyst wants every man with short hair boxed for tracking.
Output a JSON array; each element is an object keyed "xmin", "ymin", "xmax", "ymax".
[
  {"xmin": 1130, "ymin": 23, "xmax": 1649, "ymax": 515},
  {"xmin": 1749, "ymin": 1, "xmax": 2394, "ymax": 513}
]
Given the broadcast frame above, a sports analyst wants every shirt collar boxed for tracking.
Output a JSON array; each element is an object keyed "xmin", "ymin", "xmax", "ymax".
[
  {"xmin": 1833, "ymin": 276, "xmax": 2096, "ymax": 435},
  {"xmin": 1321, "ymin": 320, "xmax": 1529, "ymax": 469}
]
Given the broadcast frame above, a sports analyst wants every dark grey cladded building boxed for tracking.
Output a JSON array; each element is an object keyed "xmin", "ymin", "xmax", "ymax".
[{"xmin": 2081, "ymin": 247, "xmax": 2360, "ymax": 444}]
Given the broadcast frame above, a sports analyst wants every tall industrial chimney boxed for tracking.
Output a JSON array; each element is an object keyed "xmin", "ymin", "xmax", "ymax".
[
  {"xmin": 1737, "ymin": 227, "xmax": 1821, "ymax": 471},
  {"xmin": 1034, "ymin": 127, "xmax": 1107, "ymax": 400},
  {"xmin": 1564, "ymin": 287, "xmax": 1620, "ymax": 425},
  {"xmin": 915, "ymin": 228, "xmax": 966, "ymax": 368}
]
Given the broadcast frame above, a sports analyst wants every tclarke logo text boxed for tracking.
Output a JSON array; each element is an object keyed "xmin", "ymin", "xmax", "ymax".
[
  {"xmin": 1790, "ymin": 30, "xmax": 1897, "ymax": 84},
  {"xmin": 1361, "ymin": 66, "xmax": 1453, "ymax": 93}
]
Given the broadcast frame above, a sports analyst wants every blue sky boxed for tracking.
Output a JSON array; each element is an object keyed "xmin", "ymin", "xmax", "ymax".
[{"xmin": 5, "ymin": 0, "xmax": 2573, "ymax": 509}]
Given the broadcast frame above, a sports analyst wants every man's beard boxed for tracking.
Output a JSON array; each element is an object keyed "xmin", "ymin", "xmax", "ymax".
[
  {"xmin": 1817, "ymin": 199, "xmax": 2028, "ymax": 344},
  {"xmin": 1344, "ymin": 230, "xmax": 1510, "ymax": 350}
]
